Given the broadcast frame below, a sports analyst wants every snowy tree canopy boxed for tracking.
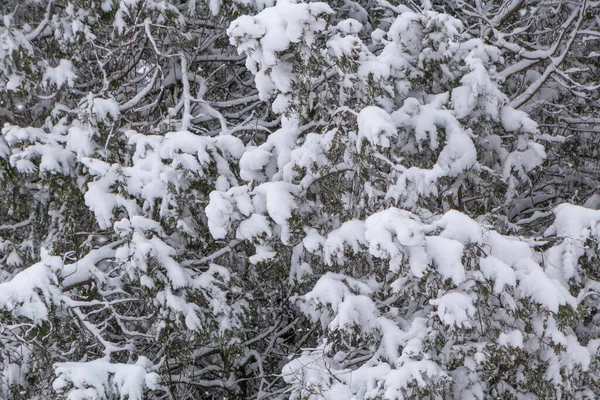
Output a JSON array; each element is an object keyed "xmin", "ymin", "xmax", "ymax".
[{"xmin": 1, "ymin": 0, "xmax": 600, "ymax": 399}]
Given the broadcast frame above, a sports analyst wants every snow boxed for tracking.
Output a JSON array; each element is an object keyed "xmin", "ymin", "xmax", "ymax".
[
  {"xmin": 384, "ymin": 91, "xmax": 482, "ymax": 206},
  {"xmin": 53, "ymin": 358, "xmax": 160, "ymax": 400},
  {"xmin": 356, "ymin": 106, "xmax": 396, "ymax": 152},
  {"xmin": 6, "ymin": 250, "xmax": 22, "ymax": 267},
  {"xmin": 43, "ymin": 59, "xmax": 76, "ymax": 88},
  {"xmin": 239, "ymin": 147, "xmax": 272, "ymax": 176},
  {"xmin": 430, "ymin": 291, "xmax": 475, "ymax": 328},
  {"xmin": 550, "ymin": 203, "xmax": 600, "ymax": 238},
  {"xmin": 252, "ymin": 181, "xmax": 300, "ymax": 243},
  {"xmin": 323, "ymin": 220, "xmax": 366, "ymax": 265},
  {"xmin": 298, "ymin": 272, "xmax": 374, "ymax": 328},
  {"xmin": 238, "ymin": 120, "xmax": 301, "ymax": 182},
  {"xmin": 0, "ymin": 259, "xmax": 60, "ymax": 323},
  {"xmin": 479, "ymin": 256, "xmax": 516, "ymax": 294},
  {"xmin": 2, "ymin": 124, "xmax": 75, "ymax": 175},
  {"xmin": 425, "ymin": 236, "xmax": 465, "ymax": 285},
  {"xmin": 61, "ymin": 241, "xmax": 121, "ymax": 289},
  {"xmin": 454, "ymin": 44, "xmax": 507, "ymax": 120},
  {"xmin": 543, "ymin": 204, "xmax": 600, "ymax": 282},
  {"xmin": 236, "ymin": 213, "xmax": 272, "ymax": 240},
  {"xmin": 436, "ymin": 131, "xmax": 478, "ymax": 175},
  {"xmin": 92, "ymin": 98, "xmax": 120, "ymax": 121},
  {"xmin": 329, "ymin": 294, "xmax": 379, "ymax": 332},
  {"xmin": 6, "ymin": 74, "xmax": 22, "ymax": 91},
  {"xmin": 451, "ymin": 85, "xmax": 475, "ymax": 119},
  {"xmin": 498, "ymin": 330, "xmax": 524, "ymax": 348},
  {"xmin": 303, "ymin": 227, "xmax": 325, "ymax": 253},
  {"xmin": 333, "ymin": 18, "xmax": 362, "ymax": 35},
  {"xmin": 434, "ymin": 210, "xmax": 483, "ymax": 244},
  {"xmin": 501, "ymin": 139, "xmax": 546, "ymax": 179},
  {"xmin": 358, "ymin": 59, "xmax": 391, "ymax": 81},
  {"xmin": 249, "ymin": 244, "xmax": 276, "ymax": 264},
  {"xmin": 500, "ymin": 105, "xmax": 538, "ymax": 134},
  {"xmin": 514, "ymin": 258, "xmax": 576, "ymax": 313},
  {"xmin": 158, "ymin": 288, "xmax": 203, "ymax": 330},
  {"xmin": 387, "ymin": 12, "xmax": 425, "ymax": 54},
  {"xmin": 486, "ymin": 231, "xmax": 532, "ymax": 266},
  {"xmin": 364, "ymin": 208, "xmax": 423, "ymax": 259},
  {"xmin": 384, "ymin": 360, "xmax": 447, "ymax": 397},
  {"xmin": 67, "ymin": 124, "xmax": 96, "ymax": 158},
  {"xmin": 207, "ymin": 187, "xmax": 254, "ymax": 239},
  {"xmin": 84, "ymin": 164, "xmax": 141, "ymax": 230}
]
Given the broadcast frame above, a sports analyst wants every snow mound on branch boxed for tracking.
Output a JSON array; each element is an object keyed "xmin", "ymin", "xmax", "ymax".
[
  {"xmin": 515, "ymin": 259, "xmax": 576, "ymax": 313},
  {"xmin": 544, "ymin": 204, "xmax": 600, "ymax": 282},
  {"xmin": 430, "ymin": 291, "xmax": 475, "ymax": 328},
  {"xmin": 228, "ymin": 0, "xmax": 333, "ymax": 101},
  {"xmin": 383, "ymin": 359, "xmax": 448, "ymax": 397},
  {"xmin": 386, "ymin": 96, "xmax": 479, "ymax": 206},
  {"xmin": 2, "ymin": 124, "xmax": 75, "ymax": 175},
  {"xmin": 53, "ymin": 358, "xmax": 160, "ymax": 400},
  {"xmin": 425, "ymin": 236, "xmax": 465, "ymax": 285},
  {"xmin": 436, "ymin": 131, "xmax": 478, "ymax": 175},
  {"xmin": 498, "ymin": 330, "xmax": 524, "ymax": 348},
  {"xmin": 252, "ymin": 182, "xmax": 300, "ymax": 227},
  {"xmin": 0, "ymin": 257, "xmax": 62, "ymax": 323},
  {"xmin": 43, "ymin": 59, "xmax": 76, "ymax": 88},
  {"xmin": 206, "ymin": 186, "xmax": 252, "ymax": 239},
  {"xmin": 500, "ymin": 105, "xmax": 538, "ymax": 134},
  {"xmin": 92, "ymin": 98, "xmax": 120, "ymax": 121},
  {"xmin": 236, "ymin": 213, "xmax": 272, "ymax": 240},
  {"xmin": 298, "ymin": 272, "xmax": 375, "ymax": 329},
  {"xmin": 6, "ymin": 74, "xmax": 22, "ymax": 91},
  {"xmin": 480, "ymin": 256, "xmax": 516, "ymax": 294},
  {"xmin": 357, "ymin": 106, "xmax": 396, "ymax": 152},
  {"xmin": 239, "ymin": 120, "xmax": 301, "ymax": 182},
  {"xmin": 365, "ymin": 208, "xmax": 423, "ymax": 258},
  {"xmin": 434, "ymin": 210, "xmax": 483, "ymax": 244},
  {"xmin": 501, "ymin": 138, "xmax": 546, "ymax": 179},
  {"xmin": 82, "ymin": 130, "xmax": 244, "ymax": 231},
  {"xmin": 550, "ymin": 203, "xmax": 600, "ymax": 238},
  {"xmin": 453, "ymin": 42, "xmax": 506, "ymax": 120},
  {"xmin": 323, "ymin": 220, "xmax": 367, "ymax": 265}
]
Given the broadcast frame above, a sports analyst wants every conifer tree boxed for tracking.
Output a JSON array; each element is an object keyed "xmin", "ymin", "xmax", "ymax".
[{"xmin": 1, "ymin": 0, "xmax": 599, "ymax": 399}]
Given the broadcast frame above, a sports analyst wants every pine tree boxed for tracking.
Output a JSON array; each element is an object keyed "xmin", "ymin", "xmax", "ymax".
[
  {"xmin": 0, "ymin": 0, "xmax": 263, "ymax": 398},
  {"xmin": 217, "ymin": 1, "xmax": 600, "ymax": 398},
  {"xmin": 1, "ymin": 0, "xmax": 600, "ymax": 399}
]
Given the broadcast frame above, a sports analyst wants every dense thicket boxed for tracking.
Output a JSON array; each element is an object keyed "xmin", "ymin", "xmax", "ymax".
[{"xmin": 1, "ymin": 0, "xmax": 599, "ymax": 399}]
